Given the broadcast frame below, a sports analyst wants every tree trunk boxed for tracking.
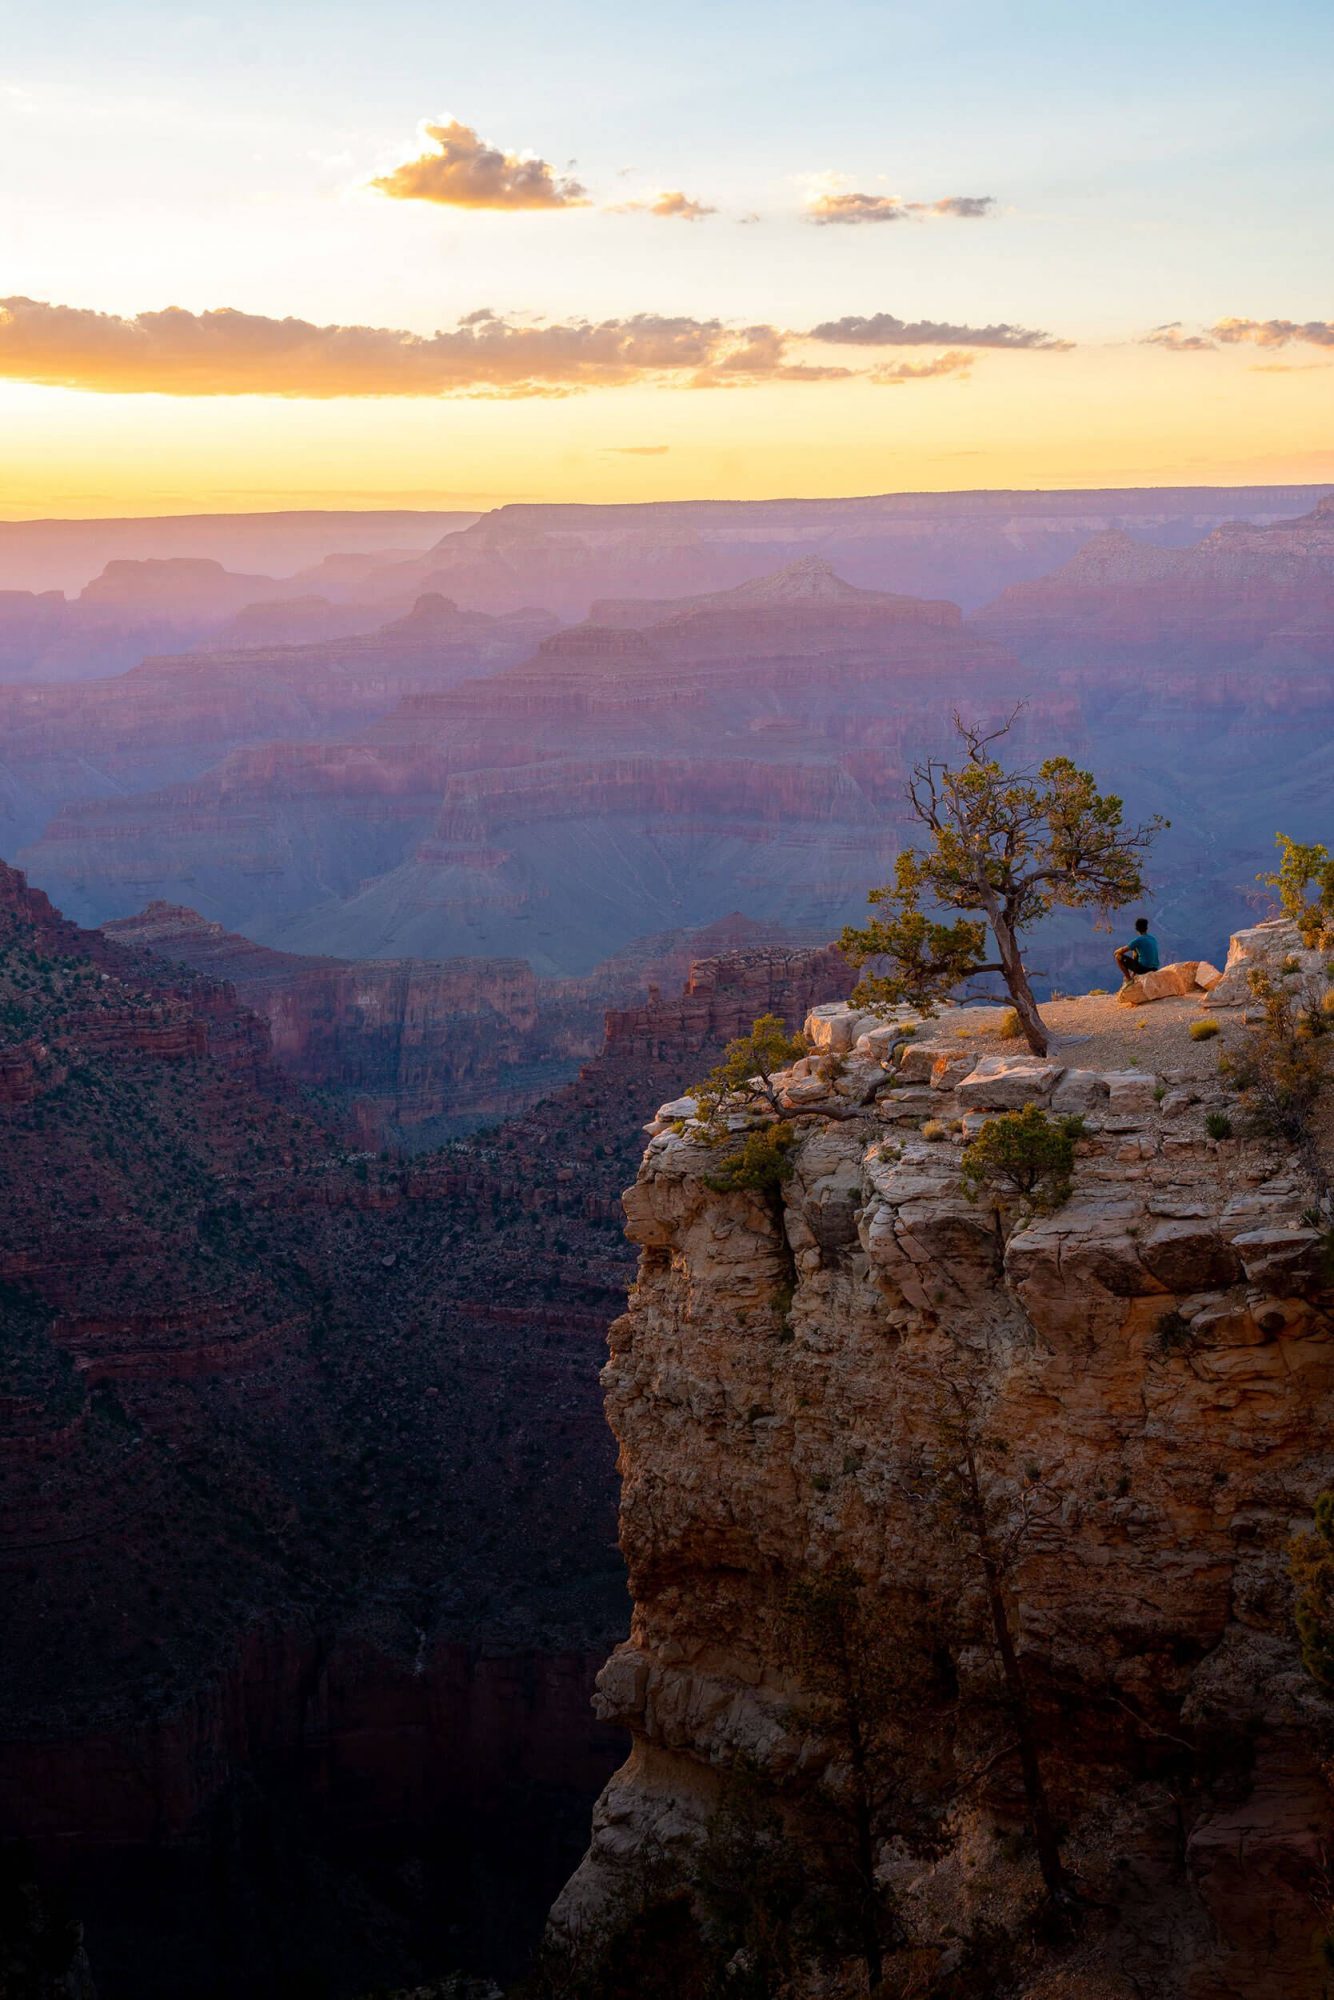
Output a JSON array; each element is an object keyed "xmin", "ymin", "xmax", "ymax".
[
  {"xmin": 960, "ymin": 1446, "xmax": 1067, "ymax": 1901},
  {"xmin": 840, "ymin": 1663, "xmax": 884, "ymax": 1993},
  {"xmin": 991, "ymin": 913, "xmax": 1048, "ymax": 1056},
  {"xmin": 980, "ymin": 1554, "xmax": 1067, "ymax": 1900}
]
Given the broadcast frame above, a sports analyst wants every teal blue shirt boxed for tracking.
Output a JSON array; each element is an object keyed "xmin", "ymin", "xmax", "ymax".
[{"xmin": 1126, "ymin": 932, "xmax": 1160, "ymax": 971}]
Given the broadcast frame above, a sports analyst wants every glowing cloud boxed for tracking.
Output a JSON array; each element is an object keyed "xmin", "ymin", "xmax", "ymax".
[
  {"xmin": 807, "ymin": 313, "xmax": 1069, "ymax": 350},
  {"xmin": 371, "ymin": 117, "xmax": 588, "ymax": 210},
  {"xmin": 1142, "ymin": 323, "xmax": 1217, "ymax": 352},
  {"xmin": 871, "ymin": 350, "xmax": 974, "ymax": 384},
  {"xmin": 612, "ymin": 190, "xmax": 717, "ymax": 221},
  {"xmin": 806, "ymin": 190, "xmax": 995, "ymax": 225},
  {"xmin": 0, "ymin": 296, "xmax": 970, "ymax": 398},
  {"xmin": 1211, "ymin": 317, "xmax": 1334, "ymax": 349}
]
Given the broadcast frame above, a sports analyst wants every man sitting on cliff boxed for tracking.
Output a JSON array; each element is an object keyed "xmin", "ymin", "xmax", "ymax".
[{"xmin": 1114, "ymin": 917, "xmax": 1160, "ymax": 984}]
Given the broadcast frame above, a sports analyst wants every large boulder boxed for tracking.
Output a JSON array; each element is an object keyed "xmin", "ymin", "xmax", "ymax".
[
  {"xmin": 1117, "ymin": 961, "xmax": 1200, "ymax": 1006},
  {"xmin": 1204, "ymin": 919, "xmax": 1329, "ymax": 1010},
  {"xmin": 804, "ymin": 1002, "xmax": 885, "ymax": 1054},
  {"xmin": 1102, "ymin": 1070, "xmax": 1159, "ymax": 1112},
  {"xmin": 956, "ymin": 1054, "xmax": 1065, "ymax": 1110}
]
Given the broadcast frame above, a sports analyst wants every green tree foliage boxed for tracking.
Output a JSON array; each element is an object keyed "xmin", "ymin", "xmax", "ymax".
[
  {"xmin": 1230, "ymin": 967, "xmax": 1331, "ymax": 1212},
  {"xmin": 693, "ymin": 1014, "xmax": 806, "ymax": 1124},
  {"xmin": 1263, "ymin": 832, "xmax": 1334, "ymax": 949},
  {"xmin": 1290, "ymin": 1492, "xmax": 1334, "ymax": 1691},
  {"xmin": 701, "ymin": 1121, "xmax": 796, "ymax": 1195},
  {"xmin": 959, "ymin": 1105, "xmax": 1079, "ymax": 1217},
  {"xmin": 840, "ymin": 714, "xmax": 1164, "ymax": 1057}
]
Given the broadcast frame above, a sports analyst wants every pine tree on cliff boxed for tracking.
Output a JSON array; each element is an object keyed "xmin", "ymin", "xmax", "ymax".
[{"xmin": 841, "ymin": 712, "xmax": 1165, "ymax": 1058}]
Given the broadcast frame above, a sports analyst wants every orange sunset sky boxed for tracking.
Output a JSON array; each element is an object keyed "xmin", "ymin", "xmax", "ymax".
[{"xmin": 2, "ymin": 0, "xmax": 1331, "ymax": 515}]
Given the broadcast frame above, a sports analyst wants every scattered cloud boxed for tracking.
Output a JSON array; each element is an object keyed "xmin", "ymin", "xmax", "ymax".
[
  {"xmin": 371, "ymin": 117, "xmax": 588, "ymax": 210},
  {"xmin": 1142, "ymin": 317, "xmax": 1334, "ymax": 354},
  {"xmin": 1250, "ymin": 361, "xmax": 1334, "ymax": 375},
  {"xmin": 611, "ymin": 189, "xmax": 717, "ymax": 221},
  {"xmin": 806, "ymin": 190, "xmax": 995, "ymax": 225},
  {"xmin": 0, "ymin": 297, "xmax": 747, "ymax": 396},
  {"xmin": 1142, "ymin": 323, "xmax": 1216, "ymax": 352},
  {"xmin": 1212, "ymin": 316, "xmax": 1334, "ymax": 349},
  {"xmin": 689, "ymin": 324, "xmax": 852, "ymax": 388},
  {"xmin": 807, "ymin": 312, "xmax": 1069, "ymax": 351},
  {"xmin": 871, "ymin": 350, "xmax": 974, "ymax": 385},
  {"xmin": 0, "ymin": 296, "xmax": 1027, "ymax": 400},
  {"xmin": 609, "ymin": 444, "xmax": 670, "ymax": 454}
]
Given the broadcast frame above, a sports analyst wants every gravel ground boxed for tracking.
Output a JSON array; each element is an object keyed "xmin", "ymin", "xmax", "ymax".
[{"xmin": 915, "ymin": 990, "xmax": 1244, "ymax": 1082}]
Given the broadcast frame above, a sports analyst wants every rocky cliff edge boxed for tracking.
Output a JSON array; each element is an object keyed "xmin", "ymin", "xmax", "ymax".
[{"xmin": 554, "ymin": 915, "xmax": 1334, "ymax": 1998}]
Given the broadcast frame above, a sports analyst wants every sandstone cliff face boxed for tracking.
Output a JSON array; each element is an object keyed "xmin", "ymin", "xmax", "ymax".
[
  {"xmin": 557, "ymin": 940, "xmax": 1334, "ymax": 1998},
  {"xmin": 103, "ymin": 901, "xmax": 552, "ymax": 1142}
]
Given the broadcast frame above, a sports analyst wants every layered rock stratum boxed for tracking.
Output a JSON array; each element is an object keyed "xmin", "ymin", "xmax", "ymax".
[{"xmin": 557, "ymin": 935, "xmax": 1334, "ymax": 1997}]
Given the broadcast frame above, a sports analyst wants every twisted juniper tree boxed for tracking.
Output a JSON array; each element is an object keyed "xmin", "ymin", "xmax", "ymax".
[{"xmin": 841, "ymin": 713, "xmax": 1165, "ymax": 1057}]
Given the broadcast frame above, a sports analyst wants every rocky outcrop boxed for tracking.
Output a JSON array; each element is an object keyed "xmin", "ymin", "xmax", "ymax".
[
  {"xmin": 556, "ymin": 952, "xmax": 1334, "ymax": 1997},
  {"xmin": 603, "ymin": 943, "xmax": 854, "ymax": 1065},
  {"xmin": 1204, "ymin": 916, "xmax": 1331, "ymax": 1009}
]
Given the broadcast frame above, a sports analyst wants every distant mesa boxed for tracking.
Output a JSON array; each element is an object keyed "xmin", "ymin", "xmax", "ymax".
[{"xmin": 590, "ymin": 553, "xmax": 955, "ymax": 626}]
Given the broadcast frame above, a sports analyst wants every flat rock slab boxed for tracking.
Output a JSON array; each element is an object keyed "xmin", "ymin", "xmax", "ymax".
[{"xmin": 956, "ymin": 1055, "xmax": 1065, "ymax": 1110}]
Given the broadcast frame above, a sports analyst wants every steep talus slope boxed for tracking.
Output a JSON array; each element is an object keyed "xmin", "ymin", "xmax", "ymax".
[
  {"xmin": 556, "ymin": 945, "xmax": 1334, "ymax": 1997},
  {"xmin": 0, "ymin": 863, "xmax": 848, "ymax": 1995},
  {"xmin": 0, "ymin": 861, "xmax": 628, "ymax": 1995}
]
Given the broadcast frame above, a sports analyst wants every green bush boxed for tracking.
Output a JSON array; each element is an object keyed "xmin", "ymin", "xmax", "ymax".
[
  {"xmin": 703, "ymin": 1122, "xmax": 797, "ymax": 1196},
  {"xmin": 1190, "ymin": 1017, "xmax": 1221, "ymax": 1041},
  {"xmin": 1205, "ymin": 1111, "xmax": 1233, "ymax": 1140},
  {"xmin": 959, "ymin": 1104, "xmax": 1076, "ymax": 1214}
]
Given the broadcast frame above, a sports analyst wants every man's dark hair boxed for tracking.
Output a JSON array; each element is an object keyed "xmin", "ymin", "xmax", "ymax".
[{"xmin": 1134, "ymin": 917, "xmax": 1149, "ymax": 934}]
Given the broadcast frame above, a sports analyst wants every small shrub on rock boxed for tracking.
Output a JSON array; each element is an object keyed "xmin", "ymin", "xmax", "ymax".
[
  {"xmin": 1155, "ymin": 1308, "xmax": 1194, "ymax": 1353},
  {"xmin": 1205, "ymin": 1111, "xmax": 1233, "ymax": 1140},
  {"xmin": 920, "ymin": 1119, "xmax": 948, "ymax": 1141},
  {"xmin": 998, "ymin": 1008, "xmax": 1022, "ymax": 1040},
  {"xmin": 959, "ymin": 1104, "xmax": 1076, "ymax": 1215},
  {"xmin": 1264, "ymin": 832, "xmax": 1334, "ymax": 950},
  {"xmin": 702, "ymin": 1122, "xmax": 797, "ymax": 1196},
  {"xmin": 1190, "ymin": 1017, "xmax": 1221, "ymax": 1041}
]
